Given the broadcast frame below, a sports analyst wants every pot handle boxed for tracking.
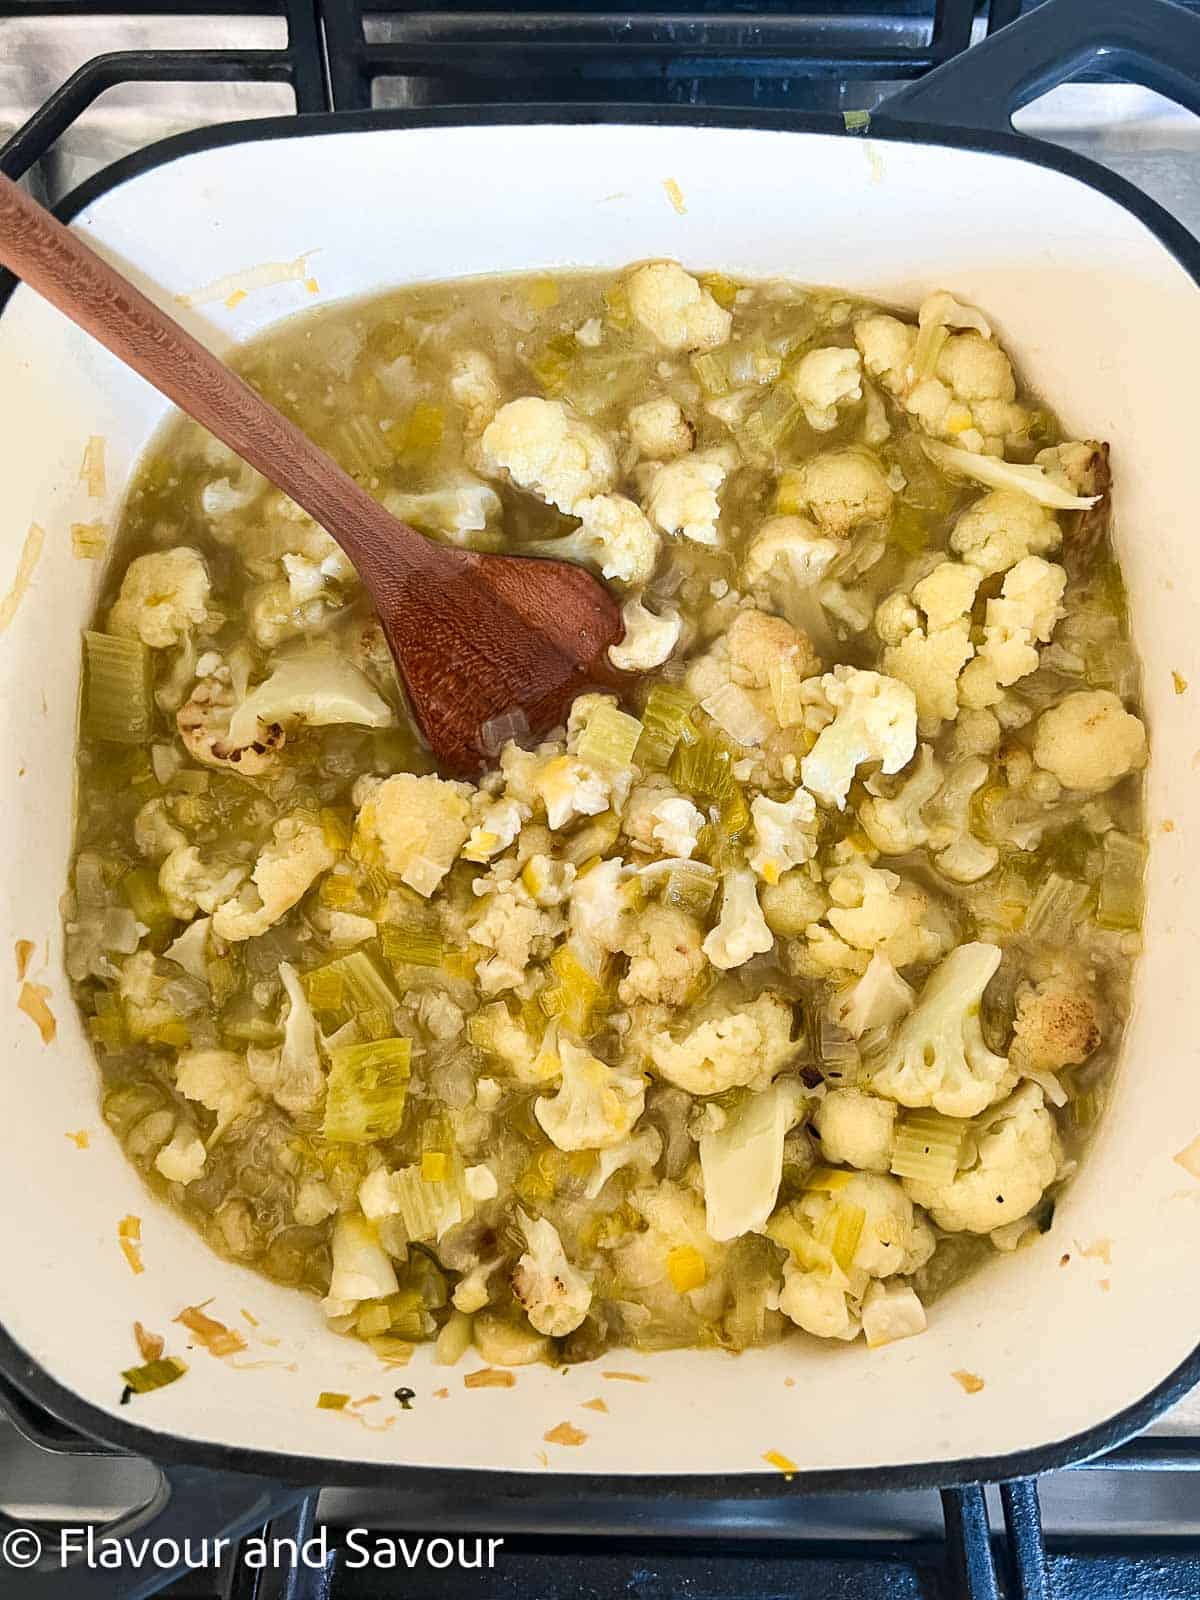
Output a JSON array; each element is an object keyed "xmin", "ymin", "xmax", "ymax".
[
  {"xmin": 0, "ymin": 1463, "xmax": 313, "ymax": 1599},
  {"xmin": 873, "ymin": 0, "xmax": 1200, "ymax": 136}
]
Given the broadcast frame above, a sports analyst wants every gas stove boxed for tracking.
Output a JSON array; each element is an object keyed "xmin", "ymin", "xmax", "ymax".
[{"xmin": 4, "ymin": 3, "xmax": 1200, "ymax": 1596}]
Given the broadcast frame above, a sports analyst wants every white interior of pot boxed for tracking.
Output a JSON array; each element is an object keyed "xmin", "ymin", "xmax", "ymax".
[{"xmin": 0, "ymin": 122, "xmax": 1196, "ymax": 1478}]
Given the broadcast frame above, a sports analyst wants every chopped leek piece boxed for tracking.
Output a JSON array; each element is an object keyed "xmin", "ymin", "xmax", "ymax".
[
  {"xmin": 390, "ymin": 1163, "xmax": 463, "ymax": 1242},
  {"xmin": 1096, "ymin": 831, "xmax": 1147, "ymax": 930},
  {"xmin": 323, "ymin": 1036, "xmax": 411, "ymax": 1143},
  {"xmin": 421, "ymin": 1151, "xmax": 449, "ymax": 1183},
  {"xmin": 740, "ymin": 385, "xmax": 802, "ymax": 462},
  {"xmin": 802, "ymin": 1166, "xmax": 854, "ymax": 1194},
  {"xmin": 120, "ymin": 865, "xmax": 175, "ymax": 933},
  {"xmin": 666, "ymin": 1244, "xmax": 707, "ymax": 1292},
  {"xmin": 768, "ymin": 649, "xmax": 809, "ymax": 728},
  {"xmin": 691, "ymin": 347, "xmax": 734, "ymax": 396},
  {"xmin": 331, "ymin": 414, "xmax": 392, "ymax": 475},
  {"xmin": 818, "ymin": 1202, "xmax": 866, "ymax": 1273},
  {"xmin": 637, "ymin": 684, "xmax": 697, "ymax": 769},
  {"xmin": 890, "ymin": 503, "xmax": 931, "ymax": 556},
  {"xmin": 434, "ymin": 1308, "xmax": 474, "ymax": 1366},
  {"xmin": 317, "ymin": 1391, "xmax": 350, "ymax": 1410},
  {"xmin": 670, "ymin": 729, "xmax": 736, "ymax": 801},
  {"xmin": 121, "ymin": 1356, "xmax": 186, "ymax": 1394},
  {"xmin": 890, "ymin": 1110, "xmax": 969, "ymax": 1188},
  {"xmin": 539, "ymin": 941, "xmax": 606, "ymax": 1032},
  {"xmin": 700, "ymin": 270, "xmax": 739, "ymax": 309},
  {"xmin": 663, "ymin": 861, "xmax": 719, "ymax": 916},
  {"xmin": 576, "ymin": 703, "xmax": 643, "ymax": 769},
  {"xmin": 380, "ymin": 923, "xmax": 444, "ymax": 969},
  {"xmin": 83, "ymin": 631, "xmax": 154, "ymax": 744},
  {"xmin": 910, "ymin": 321, "xmax": 949, "ymax": 386},
  {"xmin": 1024, "ymin": 872, "xmax": 1090, "ymax": 943},
  {"xmin": 304, "ymin": 949, "xmax": 399, "ymax": 1039}
]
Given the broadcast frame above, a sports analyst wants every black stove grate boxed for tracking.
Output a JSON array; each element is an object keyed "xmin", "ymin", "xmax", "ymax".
[{"xmin": 4, "ymin": 3, "xmax": 1200, "ymax": 1598}]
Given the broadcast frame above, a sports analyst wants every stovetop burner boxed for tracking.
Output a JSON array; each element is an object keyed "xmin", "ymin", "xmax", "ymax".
[{"xmin": 4, "ymin": 4, "xmax": 1200, "ymax": 1596}]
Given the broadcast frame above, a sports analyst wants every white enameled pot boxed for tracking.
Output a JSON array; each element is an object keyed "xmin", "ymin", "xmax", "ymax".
[{"xmin": 2, "ymin": 49, "xmax": 1200, "ymax": 1491}]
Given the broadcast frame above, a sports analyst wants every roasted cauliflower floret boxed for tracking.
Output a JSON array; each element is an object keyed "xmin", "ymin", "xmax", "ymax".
[
  {"xmin": 480, "ymin": 396, "xmax": 616, "ymax": 513},
  {"xmin": 859, "ymin": 745, "xmax": 943, "ymax": 855},
  {"xmin": 533, "ymin": 494, "xmax": 660, "ymax": 586},
  {"xmin": 511, "ymin": 1212, "xmax": 594, "ymax": 1337},
  {"xmin": 212, "ymin": 814, "xmax": 336, "ymax": 942},
  {"xmin": 644, "ymin": 450, "xmax": 729, "ymax": 546},
  {"xmin": 618, "ymin": 903, "xmax": 706, "ymax": 1005},
  {"xmin": 534, "ymin": 1037, "xmax": 645, "ymax": 1150},
  {"xmin": 788, "ymin": 346, "xmax": 863, "ymax": 431},
  {"xmin": 107, "ymin": 547, "xmax": 214, "ymax": 649},
  {"xmin": 158, "ymin": 846, "xmax": 248, "ymax": 922},
  {"xmin": 949, "ymin": 489, "xmax": 1061, "ymax": 577},
  {"xmin": 644, "ymin": 992, "xmax": 796, "ymax": 1095},
  {"xmin": 786, "ymin": 447, "xmax": 893, "ymax": 538},
  {"xmin": 742, "ymin": 514, "xmax": 841, "ymax": 589},
  {"xmin": 815, "ymin": 1087, "xmax": 898, "ymax": 1174},
  {"xmin": 800, "ymin": 666, "xmax": 918, "ymax": 809},
  {"xmin": 1009, "ymin": 978, "xmax": 1102, "ymax": 1076},
  {"xmin": 470, "ymin": 876, "xmax": 564, "ymax": 996},
  {"xmin": 854, "ymin": 313, "xmax": 915, "ymax": 394},
  {"xmin": 449, "ymin": 349, "xmax": 501, "ymax": 435},
  {"xmin": 1031, "ymin": 690, "xmax": 1147, "ymax": 792},
  {"xmin": 957, "ymin": 556, "xmax": 1066, "ymax": 710},
  {"xmin": 355, "ymin": 772, "xmax": 473, "ymax": 896},
  {"xmin": 903, "ymin": 1083, "xmax": 1061, "ymax": 1232},
  {"xmin": 727, "ymin": 606, "xmax": 820, "ymax": 688},
  {"xmin": 748, "ymin": 789, "xmax": 818, "ymax": 882},
  {"xmin": 627, "ymin": 395, "xmax": 694, "ymax": 460},
  {"xmin": 872, "ymin": 941, "xmax": 1017, "ymax": 1117},
  {"xmin": 608, "ymin": 593, "xmax": 682, "ymax": 673},
  {"xmin": 876, "ymin": 561, "xmax": 980, "ymax": 735},
  {"xmin": 176, "ymin": 664, "xmax": 284, "ymax": 776},
  {"xmin": 702, "ymin": 868, "xmax": 775, "ymax": 970},
  {"xmin": 627, "ymin": 261, "xmax": 732, "ymax": 353},
  {"xmin": 134, "ymin": 798, "xmax": 187, "ymax": 862},
  {"xmin": 823, "ymin": 862, "xmax": 942, "ymax": 970}
]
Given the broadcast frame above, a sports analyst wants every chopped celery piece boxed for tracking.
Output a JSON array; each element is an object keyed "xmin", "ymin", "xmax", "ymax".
[
  {"xmin": 120, "ymin": 865, "xmax": 175, "ymax": 933},
  {"xmin": 768, "ymin": 649, "xmax": 809, "ymax": 728},
  {"xmin": 83, "ymin": 631, "xmax": 154, "ymax": 744},
  {"xmin": 528, "ymin": 332, "xmax": 575, "ymax": 395},
  {"xmin": 818, "ymin": 1202, "xmax": 866, "ymax": 1274},
  {"xmin": 561, "ymin": 811, "xmax": 622, "ymax": 866},
  {"xmin": 910, "ymin": 321, "xmax": 949, "ymax": 386},
  {"xmin": 815, "ymin": 1015, "xmax": 861, "ymax": 1084},
  {"xmin": 670, "ymin": 730, "xmax": 736, "ymax": 801},
  {"xmin": 303, "ymin": 949, "xmax": 398, "ymax": 1039},
  {"xmin": 637, "ymin": 684, "xmax": 697, "ymax": 769},
  {"xmin": 803, "ymin": 1166, "xmax": 854, "ymax": 1194},
  {"xmin": 691, "ymin": 347, "xmax": 734, "ymax": 396},
  {"xmin": 540, "ymin": 941, "xmax": 606, "ymax": 1032},
  {"xmin": 121, "ymin": 1356, "xmax": 186, "ymax": 1394},
  {"xmin": 663, "ymin": 861, "xmax": 719, "ymax": 916},
  {"xmin": 719, "ymin": 782, "xmax": 751, "ymax": 840},
  {"xmin": 576, "ymin": 703, "xmax": 643, "ymax": 769},
  {"xmin": 890, "ymin": 502, "xmax": 931, "ymax": 556},
  {"xmin": 1096, "ymin": 831, "xmax": 1146, "ymax": 930},
  {"xmin": 323, "ymin": 1036, "xmax": 411, "ymax": 1143},
  {"xmin": 740, "ymin": 385, "xmax": 802, "ymax": 462},
  {"xmin": 381, "ymin": 923, "xmax": 444, "ymax": 969},
  {"xmin": 1024, "ymin": 872, "xmax": 1090, "ymax": 943},
  {"xmin": 390, "ymin": 1163, "xmax": 461, "ymax": 1242},
  {"xmin": 434, "ymin": 1308, "xmax": 474, "ymax": 1366},
  {"xmin": 331, "ymin": 414, "xmax": 391, "ymax": 474},
  {"xmin": 890, "ymin": 1110, "xmax": 969, "ymax": 1187}
]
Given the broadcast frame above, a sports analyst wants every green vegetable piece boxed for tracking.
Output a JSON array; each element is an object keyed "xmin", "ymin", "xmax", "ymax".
[
  {"xmin": 83, "ymin": 631, "xmax": 154, "ymax": 744},
  {"xmin": 380, "ymin": 923, "xmax": 444, "ymax": 969},
  {"xmin": 890, "ymin": 1110, "xmax": 969, "ymax": 1188},
  {"xmin": 576, "ymin": 702, "xmax": 643, "ymax": 769},
  {"xmin": 323, "ymin": 1036, "xmax": 412, "ymax": 1144},
  {"xmin": 121, "ymin": 1356, "xmax": 186, "ymax": 1394},
  {"xmin": 1096, "ymin": 831, "xmax": 1146, "ymax": 930},
  {"xmin": 636, "ymin": 684, "xmax": 697, "ymax": 770}
]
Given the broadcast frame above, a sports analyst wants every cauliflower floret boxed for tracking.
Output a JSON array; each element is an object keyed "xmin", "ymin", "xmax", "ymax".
[
  {"xmin": 727, "ymin": 606, "xmax": 820, "ymax": 688},
  {"xmin": 748, "ymin": 789, "xmax": 818, "ymax": 882},
  {"xmin": 134, "ymin": 798, "xmax": 187, "ymax": 862},
  {"xmin": 324, "ymin": 1214, "xmax": 399, "ymax": 1314},
  {"xmin": 645, "ymin": 992, "xmax": 796, "ymax": 1095},
  {"xmin": 226, "ymin": 648, "xmax": 394, "ymax": 749},
  {"xmin": 154, "ymin": 1126, "xmax": 207, "ymax": 1185},
  {"xmin": 628, "ymin": 395, "xmax": 694, "ymax": 461},
  {"xmin": 627, "ymin": 261, "xmax": 732, "ymax": 352},
  {"xmin": 644, "ymin": 451, "xmax": 728, "ymax": 546},
  {"xmin": 800, "ymin": 666, "xmax": 917, "ymax": 809},
  {"xmin": 608, "ymin": 593, "xmax": 682, "ymax": 672},
  {"xmin": 949, "ymin": 489, "xmax": 1061, "ymax": 577},
  {"xmin": 703, "ymin": 868, "xmax": 774, "ymax": 970},
  {"xmin": 906, "ymin": 329, "xmax": 1026, "ymax": 455},
  {"xmin": 471, "ymin": 878, "xmax": 563, "ymax": 995},
  {"xmin": 534, "ymin": 1036, "xmax": 646, "ymax": 1151},
  {"xmin": 569, "ymin": 856, "xmax": 630, "ymax": 953},
  {"xmin": 245, "ymin": 962, "xmax": 325, "ymax": 1116},
  {"xmin": 176, "ymin": 666, "xmax": 284, "ymax": 776},
  {"xmin": 501, "ymin": 742, "xmax": 615, "ymax": 833},
  {"xmin": 903, "ymin": 1083, "xmax": 1060, "ymax": 1232},
  {"xmin": 787, "ymin": 448, "xmax": 893, "ymax": 538},
  {"xmin": 742, "ymin": 514, "xmax": 841, "ymax": 589},
  {"xmin": 815, "ymin": 1087, "xmax": 898, "ymax": 1173},
  {"xmin": 860, "ymin": 1280, "xmax": 928, "ymax": 1349},
  {"xmin": 859, "ymin": 745, "xmax": 943, "ymax": 855},
  {"xmin": 107, "ymin": 548, "xmax": 214, "ymax": 649},
  {"xmin": 872, "ymin": 942, "xmax": 1017, "ymax": 1117},
  {"xmin": 480, "ymin": 397, "xmax": 616, "ymax": 513},
  {"xmin": 355, "ymin": 772, "xmax": 472, "ymax": 895},
  {"xmin": 788, "ymin": 346, "xmax": 863, "ymax": 431},
  {"xmin": 174, "ymin": 1048, "xmax": 258, "ymax": 1138},
  {"xmin": 876, "ymin": 561, "xmax": 981, "ymax": 735},
  {"xmin": 385, "ymin": 476, "xmax": 503, "ymax": 546},
  {"xmin": 829, "ymin": 953, "xmax": 915, "ymax": 1040},
  {"xmin": 511, "ymin": 1211, "xmax": 593, "ymax": 1336},
  {"xmin": 452, "ymin": 1257, "xmax": 504, "ymax": 1314},
  {"xmin": 158, "ymin": 846, "xmax": 247, "ymax": 921},
  {"xmin": 700, "ymin": 1079, "xmax": 806, "ymax": 1241},
  {"xmin": 471, "ymin": 1001, "xmax": 557, "ymax": 1083},
  {"xmin": 117, "ymin": 950, "xmax": 178, "ymax": 1042},
  {"xmin": 246, "ymin": 579, "xmax": 339, "ymax": 648},
  {"xmin": 462, "ymin": 797, "xmax": 526, "ymax": 864},
  {"xmin": 536, "ymin": 494, "xmax": 659, "ymax": 585},
  {"xmin": 1009, "ymin": 978, "xmax": 1102, "ymax": 1076},
  {"xmin": 802, "ymin": 1172, "xmax": 933, "ymax": 1278},
  {"xmin": 779, "ymin": 1262, "xmax": 861, "ymax": 1341},
  {"xmin": 650, "ymin": 795, "xmax": 705, "ymax": 859},
  {"xmin": 823, "ymin": 862, "xmax": 942, "ymax": 969},
  {"xmin": 853, "ymin": 313, "xmax": 916, "ymax": 396},
  {"xmin": 618, "ymin": 903, "xmax": 706, "ymax": 1005},
  {"xmin": 958, "ymin": 557, "xmax": 1067, "ymax": 710},
  {"xmin": 586, "ymin": 1124, "xmax": 663, "ymax": 1199},
  {"xmin": 760, "ymin": 869, "xmax": 828, "ymax": 937},
  {"xmin": 1031, "ymin": 690, "xmax": 1147, "ymax": 792},
  {"xmin": 449, "ymin": 350, "xmax": 501, "ymax": 435},
  {"xmin": 211, "ymin": 814, "xmax": 335, "ymax": 942}
]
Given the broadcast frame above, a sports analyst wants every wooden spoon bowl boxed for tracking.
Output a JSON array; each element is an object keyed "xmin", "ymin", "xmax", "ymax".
[{"xmin": 0, "ymin": 173, "xmax": 626, "ymax": 774}]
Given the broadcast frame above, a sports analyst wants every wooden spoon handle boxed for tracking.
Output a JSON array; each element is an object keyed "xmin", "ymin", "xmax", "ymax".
[{"xmin": 0, "ymin": 171, "xmax": 427, "ymax": 574}]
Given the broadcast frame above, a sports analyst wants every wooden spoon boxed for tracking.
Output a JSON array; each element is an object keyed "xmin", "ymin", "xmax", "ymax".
[{"xmin": 0, "ymin": 173, "xmax": 625, "ymax": 774}]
